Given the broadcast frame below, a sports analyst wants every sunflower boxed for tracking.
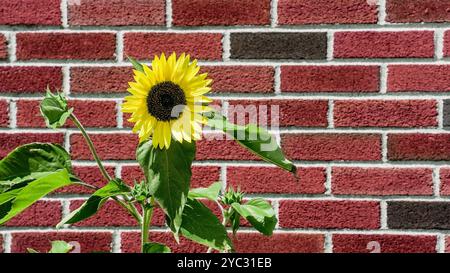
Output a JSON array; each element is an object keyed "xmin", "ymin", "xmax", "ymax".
[{"xmin": 122, "ymin": 53, "xmax": 212, "ymax": 149}]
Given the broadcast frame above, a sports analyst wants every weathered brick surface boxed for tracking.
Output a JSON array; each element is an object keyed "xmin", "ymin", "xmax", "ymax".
[
  {"xmin": 16, "ymin": 33, "xmax": 116, "ymax": 60},
  {"xmin": 0, "ymin": 67, "xmax": 62, "ymax": 93},
  {"xmin": 0, "ymin": 100, "xmax": 9, "ymax": 127},
  {"xmin": 439, "ymin": 168, "xmax": 450, "ymax": 196},
  {"xmin": 11, "ymin": 232, "xmax": 112, "ymax": 253},
  {"xmin": 332, "ymin": 167, "xmax": 433, "ymax": 196},
  {"xmin": 281, "ymin": 133, "xmax": 382, "ymax": 161},
  {"xmin": 4, "ymin": 201, "xmax": 61, "ymax": 227},
  {"xmin": 387, "ymin": 65, "xmax": 450, "ymax": 92},
  {"xmin": 124, "ymin": 33, "xmax": 223, "ymax": 60},
  {"xmin": 334, "ymin": 100, "xmax": 438, "ymax": 128},
  {"xmin": 279, "ymin": 200, "xmax": 380, "ymax": 229},
  {"xmin": 0, "ymin": 0, "xmax": 61, "ymax": 26},
  {"xmin": 69, "ymin": 0, "xmax": 165, "ymax": 26},
  {"xmin": 388, "ymin": 201, "xmax": 450, "ymax": 229},
  {"xmin": 386, "ymin": 0, "xmax": 450, "ymax": 23},
  {"xmin": 0, "ymin": 133, "xmax": 64, "ymax": 158},
  {"xmin": 232, "ymin": 233, "xmax": 324, "ymax": 253},
  {"xmin": 333, "ymin": 234, "xmax": 437, "ymax": 253},
  {"xmin": 278, "ymin": 0, "xmax": 378, "ymax": 25},
  {"xmin": 281, "ymin": 66, "xmax": 380, "ymax": 93},
  {"xmin": 70, "ymin": 133, "xmax": 138, "ymax": 160},
  {"xmin": 230, "ymin": 33, "xmax": 327, "ymax": 59},
  {"xmin": 70, "ymin": 67, "xmax": 132, "ymax": 94},
  {"xmin": 388, "ymin": 134, "xmax": 450, "ymax": 161},
  {"xmin": 0, "ymin": 34, "xmax": 7, "ymax": 59},
  {"xmin": 172, "ymin": 0, "xmax": 270, "ymax": 26},
  {"xmin": 334, "ymin": 31, "xmax": 435, "ymax": 58}
]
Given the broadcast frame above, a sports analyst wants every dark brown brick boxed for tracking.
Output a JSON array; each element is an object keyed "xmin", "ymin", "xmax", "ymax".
[
  {"xmin": 388, "ymin": 201, "xmax": 450, "ymax": 229},
  {"xmin": 443, "ymin": 100, "xmax": 450, "ymax": 127},
  {"xmin": 230, "ymin": 33, "xmax": 327, "ymax": 60}
]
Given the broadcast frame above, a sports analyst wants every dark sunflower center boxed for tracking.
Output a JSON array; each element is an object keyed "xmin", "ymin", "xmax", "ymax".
[{"xmin": 147, "ymin": 81, "xmax": 186, "ymax": 121}]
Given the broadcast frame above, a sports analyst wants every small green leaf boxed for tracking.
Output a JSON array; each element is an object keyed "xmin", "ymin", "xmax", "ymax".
[
  {"xmin": 0, "ymin": 169, "xmax": 72, "ymax": 225},
  {"xmin": 142, "ymin": 242, "xmax": 171, "ymax": 253},
  {"xmin": 229, "ymin": 210, "xmax": 241, "ymax": 235},
  {"xmin": 40, "ymin": 88, "xmax": 73, "ymax": 129},
  {"xmin": 128, "ymin": 56, "xmax": 144, "ymax": 72},
  {"xmin": 137, "ymin": 140, "xmax": 195, "ymax": 236},
  {"xmin": 27, "ymin": 248, "xmax": 39, "ymax": 253},
  {"xmin": 231, "ymin": 198, "xmax": 277, "ymax": 236},
  {"xmin": 57, "ymin": 180, "xmax": 130, "ymax": 228},
  {"xmin": 188, "ymin": 182, "xmax": 222, "ymax": 201},
  {"xmin": 207, "ymin": 112, "xmax": 296, "ymax": 175},
  {"xmin": 49, "ymin": 241, "xmax": 74, "ymax": 253},
  {"xmin": 179, "ymin": 198, "xmax": 233, "ymax": 252}
]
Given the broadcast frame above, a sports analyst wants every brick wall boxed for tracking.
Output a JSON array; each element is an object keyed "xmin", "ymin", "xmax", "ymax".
[{"xmin": 0, "ymin": 0, "xmax": 449, "ymax": 253}]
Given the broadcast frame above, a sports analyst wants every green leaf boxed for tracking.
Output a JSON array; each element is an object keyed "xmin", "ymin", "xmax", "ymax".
[
  {"xmin": 49, "ymin": 241, "xmax": 74, "ymax": 253},
  {"xmin": 188, "ymin": 182, "xmax": 222, "ymax": 201},
  {"xmin": 231, "ymin": 198, "xmax": 277, "ymax": 236},
  {"xmin": 229, "ymin": 210, "xmax": 241, "ymax": 235},
  {"xmin": 57, "ymin": 180, "xmax": 130, "ymax": 228},
  {"xmin": 40, "ymin": 88, "xmax": 73, "ymax": 129},
  {"xmin": 0, "ymin": 169, "xmax": 72, "ymax": 225},
  {"xmin": 0, "ymin": 143, "xmax": 73, "ymax": 188},
  {"xmin": 137, "ymin": 140, "xmax": 195, "ymax": 236},
  {"xmin": 142, "ymin": 242, "xmax": 171, "ymax": 253},
  {"xmin": 27, "ymin": 248, "xmax": 39, "ymax": 253},
  {"xmin": 180, "ymin": 198, "xmax": 232, "ymax": 252},
  {"xmin": 207, "ymin": 112, "xmax": 296, "ymax": 175},
  {"xmin": 128, "ymin": 56, "xmax": 144, "ymax": 72}
]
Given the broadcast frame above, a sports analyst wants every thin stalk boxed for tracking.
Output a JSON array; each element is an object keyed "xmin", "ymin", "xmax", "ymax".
[
  {"xmin": 70, "ymin": 114, "xmax": 142, "ymax": 224},
  {"xmin": 207, "ymin": 203, "xmax": 229, "ymax": 253},
  {"xmin": 141, "ymin": 197, "xmax": 155, "ymax": 252}
]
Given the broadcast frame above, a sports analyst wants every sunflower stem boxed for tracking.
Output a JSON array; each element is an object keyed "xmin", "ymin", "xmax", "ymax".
[
  {"xmin": 70, "ymin": 114, "xmax": 142, "ymax": 224},
  {"xmin": 141, "ymin": 197, "xmax": 155, "ymax": 252}
]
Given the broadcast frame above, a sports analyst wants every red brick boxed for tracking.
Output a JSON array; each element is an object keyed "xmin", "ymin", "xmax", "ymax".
[
  {"xmin": 124, "ymin": 33, "xmax": 222, "ymax": 61},
  {"xmin": 71, "ymin": 67, "xmax": 132, "ymax": 94},
  {"xmin": 0, "ymin": 133, "xmax": 64, "ymax": 158},
  {"xmin": 233, "ymin": 233, "xmax": 324, "ymax": 253},
  {"xmin": 0, "ymin": 34, "xmax": 7, "ymax": 59},
  {"xmin": 279, "ymin": 200, "xmax": 380, "ymax": 229},
  {"xmin": 333, "ymin": 234, "xmax": 437, "ymax": 253},
  {"xmin": 388, "ymin": 65, "xmax": 450, "ymax": 92},
  {"xmin": 196, "ymin": 133, "xmax": 259, "ymax": 161},
  {"xmin": 70, "ymin": 133, "xmax": 138, "ymax": 160},
  {"xmin": 11, "ymin": 232, "xmax": 112, "ymax": 253},
  {"xmin": 334, "ymin": 31, "xmax": 435, "ymax": 58},
  {"xmin": 387, "ymin": 0, "xmax": 450, "ymax": 23},
  {"xmin": 121, "ymin": 231, "xmax": 207, "ymax": 253},
  {"xmin": 0, "ymin": 0, "xmax": 61, "ymax": 26},
  {"xmin": 0, "ymin": 234, "xmax": 3, "ymax": 253},
  {"xmin": 4, "ymin": 201, "xmax": 61, "ymax": 227},
  {"xmin": 16, "ymin": 33, "xmax": 116, "ymax": 60},
  {"xmin": 278, "ymin": 0, "xmax": 377, "ymax": 25},
  {"xmin": 16, "ymin": 99, "xmax": 117, "ymax": 128},
  {"xmin": 69, "ymin": 200, "xmax": 138, "ymax": 227},
  {"xmin": 227, "ymin": 166, "xmax": 326, "ymax": 194},
  {"xmin": 201, "ymin": 66, "xmax": 274, "ymax": 93},
  {"xmin": 281, "ymin": 133, "xmax": 382, "ymax": 161},
  {"xmin": 446, "ymin": 236, "xmax": 450, "ymax": 252},
  {"xmin": 445, "ymin": 31, "xmax": 450, "ymax": 57},
  {"xmin": 388, "ymin": 134, "xmax": 450, "ymax": 161},
  {"xmin": 121, "ymin": 165, "xmax": 221, "ymax": 188},
  {"xmin": 69, "ymin": 0, "xmax": 165, "ymax": 26},
  {"xmin": 332, "ymin": 167, "xmax": 433, "ymax": 196},
  {"xmin": 334, "ymin": 100, "xmax": 438, "ymax": 128},
  {"xmin": 56, "ymin": 166, "xmax": 116, "ymax": 194},
  {"xmin": 0, "ymin": 100, "xmax": 8, "ymax": 127},
  {"xmin": 227, "ymin": 99, "xmax": 328, "ymax": 127},
  {"xmin": 172, "ymin": 0, "xmax": 270, "ymax": 26},
  {"xmin": 0, "ymin": 67, "xmax": 62, "ymax": 93},
  {"xmin": 440, "ymin": 168, "xmax": 450, "ymax": 196},
  {"xmin": 281, "ymin": 66, "xmax": 379, "ymax": 93}
]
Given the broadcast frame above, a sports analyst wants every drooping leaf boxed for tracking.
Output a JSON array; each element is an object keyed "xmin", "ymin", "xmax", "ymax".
[
  {"xmin": 40, "ymin": 88, "xmax": 73, "ymax": 129},
  {"xmin": 57, "ymin": 180, "xmax": 130, "ymax": 228},
  {"xmin": 0, "ymin": 169, "xmax": 72, "ymax": 225},
  {"xmin": 128, "ymin": 56, "xmax": 144, "ymax": 72},
  {"xmin": 179, "ymin": 198, "xmax": 233, "ymax": 252},
  {"xmin": 207, "ymin": 112, "xmax": 296, "ymax": 175},
  {"xmin": 231, "ymin": 198, "xmax": 277, "ymax": 236},
  {"xmin": 0, "ymin": 143, "xmax": 73, "ymax": 187},
  {"xmin": 137, "ymin": 140, "xmax": 195, "ymax": 236},
  {"xmin": 188, "ymin": 182, "xmax": 222, "ymax": 201},
  {"xmin": 48, "ymin": 241, "xmax": 74, "ymax": 253},
  {"xmin": 142, "ymin": 242, "xmax": 171, "ymax": 253}
]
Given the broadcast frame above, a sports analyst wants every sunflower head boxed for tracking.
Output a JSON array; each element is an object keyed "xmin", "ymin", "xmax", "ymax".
[{"xmin": 122, "ymin": 53, "xmax": 212, "ymax": 149}]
